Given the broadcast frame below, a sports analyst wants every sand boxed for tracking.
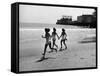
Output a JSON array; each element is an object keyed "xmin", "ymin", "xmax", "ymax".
[{"xmin": 19, "ymin": 28, "xmax": 96, "ymax": 71}]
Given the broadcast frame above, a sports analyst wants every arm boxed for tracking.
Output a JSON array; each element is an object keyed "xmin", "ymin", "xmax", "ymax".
[
  {"xmin": 65, "ymin": 33, "xmax": 67, "ymax": 40},
  {"xmin": 65, "ymin": 33, "xmax": 67, "ymax": 37},
  {"xmin": 51, "ymin": 33, "xmax": 53, "ymax": 38},
  {"xmin": 56, "ymin": 33, "xmax": 59, "ymax": 39},
  {"xmin": 59, "ymin": 34, "xmax": 62, "ymax": 40},
  {"xmin": 41, "ymin": 35, "xmax": 46, "ymax": 38}
]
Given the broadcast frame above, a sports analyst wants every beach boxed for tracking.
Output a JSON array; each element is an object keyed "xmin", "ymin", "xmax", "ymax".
[{"xmin": 19, "ymin": 23, "xmax": 96, "ymax": 71}]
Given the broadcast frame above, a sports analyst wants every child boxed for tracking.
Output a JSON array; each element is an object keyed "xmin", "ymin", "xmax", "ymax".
[
  {"xmin": 50, "ymin": 28, "xmax": 59, "ymax": 53},
  {"xmin": 59, "ymin": 28, "xmax": 67, "ymax": 50},
  {"xmin": 41, "ymin": 28, "xmax": 57, "ymax": 59}
]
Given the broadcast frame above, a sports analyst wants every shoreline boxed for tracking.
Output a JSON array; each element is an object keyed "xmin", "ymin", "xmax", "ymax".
[
  {"xmin": 20, "ymin": 28, "xmax": 96, "ymax": 31},
  {"xmin": 20, "ymin": 22, "xmax": 96, "ymax": 29}
]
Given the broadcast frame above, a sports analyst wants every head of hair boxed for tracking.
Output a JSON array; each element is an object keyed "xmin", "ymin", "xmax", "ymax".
[
  {"xmin": 53, "ymin": 28, "xmax": 56, "ymax": 32},
  {"xmin": 45, "ymin": 28, "xmax": 50, "ymax": 32},
  {"xmin": 62, "ymin": 28, "xmax": 65, "ymax": 32}
]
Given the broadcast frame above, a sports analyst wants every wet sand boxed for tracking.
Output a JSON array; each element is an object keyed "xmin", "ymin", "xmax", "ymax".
[{"xmin": 19, "ymin": 28, "xmax": 96, "ymax": 71}]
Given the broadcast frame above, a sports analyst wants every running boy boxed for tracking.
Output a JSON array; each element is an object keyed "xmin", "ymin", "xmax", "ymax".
[
  {"xmin": 41, "ymin": 28, "xmax": 57, "ymax": 59},
  {"xmin": 59, "ymin": 28, "xmax": 67, "ymax": 50}
]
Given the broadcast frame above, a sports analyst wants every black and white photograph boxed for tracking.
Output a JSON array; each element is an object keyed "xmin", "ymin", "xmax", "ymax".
[{"xmin": 18, "ymin": 3, "xmax": 97, "ymax": 72}]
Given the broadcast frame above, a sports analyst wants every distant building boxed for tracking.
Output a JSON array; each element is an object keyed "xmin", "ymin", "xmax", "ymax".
[
  {"xmin": 77, "ymin": 15, "xmax": 94, "ymax": 23},
  {"xmin": 56, "ymin": 12, "xmax": 96, "ymax": 28},
  {"xmin": 56, "ymin": 15, "xmax": 72, "ymax": 24}
]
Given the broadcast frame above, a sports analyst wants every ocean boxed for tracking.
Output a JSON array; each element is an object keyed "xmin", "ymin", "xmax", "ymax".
[{"xmin": 20, "ymin": 23, "xmax": 82, "ymax": 29}]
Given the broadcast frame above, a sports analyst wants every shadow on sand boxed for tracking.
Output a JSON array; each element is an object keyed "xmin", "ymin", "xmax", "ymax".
[
  {"xmin": 36, "ymin": 57, "xmax": 56, "ymax": 62},
  {"xmin": 78, "ymin": 36, "xmax": 96, "ymax": 43}
]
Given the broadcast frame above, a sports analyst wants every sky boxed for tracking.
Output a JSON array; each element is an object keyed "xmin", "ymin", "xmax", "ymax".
[{"xmin": 19, "ymin": 5, "xmax": 95, "ymax": 24}]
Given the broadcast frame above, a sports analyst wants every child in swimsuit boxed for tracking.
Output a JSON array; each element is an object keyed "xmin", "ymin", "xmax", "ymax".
[
  {"xmin": 50, "ymin": 28, "xmax": 59, "ymax": 52},
  {"xmin": 41, "ymin": 28, "xmax": 57, "ymax": 59},
  {"xmin": 59, "ymin": 28, "xmax": 67, "ymax": 50}
]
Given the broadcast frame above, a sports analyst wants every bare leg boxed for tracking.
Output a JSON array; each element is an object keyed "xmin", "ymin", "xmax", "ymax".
[
  {"xmin": 63, "ymin": 41, "xmax": 67, "ymax": 49},
  {"xmin": 49, "ymin": 42, "xmax": 57, "ymax": 52},
  {"xmin": 60, "ymin": 40, "xmax": 63, "ymax": 49},
  {"xmin": 53, "ymin": 40, "xmax": 58, "ymax": 49},
  {"xmin": 42, "ymin": 44, "xmax": 48, "ymax": 58},
  {"xmin": 55, "ymin": 44, "xmax": 58, "ymax": 49},
  {"xmin": 52, "ymin": 40, "xmax": 55, "ymax": 51}
]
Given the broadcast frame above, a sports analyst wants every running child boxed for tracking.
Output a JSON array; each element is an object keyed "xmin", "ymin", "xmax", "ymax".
[
  {"xmin": 41, "ymin": 28, "xmax": 57, "ymax": 59},
  {"xmin": 49, "ymin": 28, "xmax": 59, "ymax": 53},
  {"xmin": 59, "ymin": 28, "xmax": 67, "ymax": 51}
]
